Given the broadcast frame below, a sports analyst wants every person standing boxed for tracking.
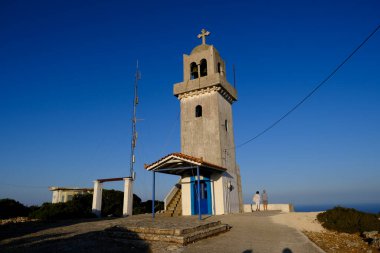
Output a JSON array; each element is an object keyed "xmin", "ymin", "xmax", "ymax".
[
  {"xmin": 253, "ymin": 191, "xmax": 261, "ymax": 211},
  {"xmin": 262, "ymin": 190, "xmax": 268, "ymax": 211}
]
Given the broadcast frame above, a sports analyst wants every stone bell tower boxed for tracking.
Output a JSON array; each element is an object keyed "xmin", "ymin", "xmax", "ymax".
[{"xmin": 173, "ymin": 29, "xmax": 243, "ymax": 213}]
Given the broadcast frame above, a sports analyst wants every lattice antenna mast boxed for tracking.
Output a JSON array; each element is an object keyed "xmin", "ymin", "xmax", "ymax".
[{"xmin": 129, "ymin": 60, "xmax": 140, "ymax": 179}]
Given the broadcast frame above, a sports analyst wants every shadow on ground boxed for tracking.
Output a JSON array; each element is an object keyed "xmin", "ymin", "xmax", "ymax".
[
  {"xmin": 0, "ymin": 227, "xmax": 151, "ymax": 253},
  {"xmin": 242, "ymin": 249, "xmax": 293, "ymax": 253},
  {"xmin": 0, "ymin": 218, "xmax": 114, "ymax": 241}
]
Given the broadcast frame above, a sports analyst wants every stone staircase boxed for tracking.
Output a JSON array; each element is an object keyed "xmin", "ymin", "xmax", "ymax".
[
  {"xmin": 105, "ymin": 220, "xmax": 230, "ymax": 245},
  {"xmin": 164, "ymin": 188, "xmax": 182, "ymax": 217}
]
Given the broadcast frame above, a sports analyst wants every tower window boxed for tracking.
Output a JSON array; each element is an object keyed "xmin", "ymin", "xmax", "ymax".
[
  {"xmin": 200, "ymin": 59, "xmax": 207, "ymax": 77},
  {"xmin": 195, "ymin": 105, "xmax": 202, "ymax": 117},
  {"xmin": 190, "ymin": 62, "xmax": 198, "ymax": 80},
  {"xmin": 217, "ymin": 62, "xmax": 221, "ymax": 73},
  {"xmin": 225, "ymin": 119, "xmax": 228, "ymax": 131}
]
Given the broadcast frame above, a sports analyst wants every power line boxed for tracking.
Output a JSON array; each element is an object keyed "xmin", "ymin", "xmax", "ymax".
[
  {"xmin": 234, "ymin": 23, "xmax": 380, "ymax": 150},
  {"xmin": 161, "ymin": 111, "xmax": 180, "ymax": 151}
]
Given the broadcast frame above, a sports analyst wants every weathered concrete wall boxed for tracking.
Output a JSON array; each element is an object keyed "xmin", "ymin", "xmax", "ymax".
[
  {"xmin": 236, "ymin": 165, "xmax": 244, "ymax": 213},
  {"xmin": 181, "ymin": 45, "xmax": 225, "ymax": 82},
  {"xmin": 174, "ymin": 44, "xmax": 237, "ymax": 101},
  {"xmin": 180, "ymin": 92, "xmax": 222, "ymax": 166},
  {"xmin": 179, "ymin": 91, "xmax": 241, "ymax": 214},
  {"xmin": 180, "ymin": 91, "xmax": 237, "ymax": 170},
  {"xmin": 52, "ymin": 191, "xmax": 60, "ymax": 203},
  {"xmin": 181, "ymin": 177, "xmax": 191, "ymax": 216},
  {"xmin": 217, "ymin": 93, "xmax": 236, "ymax": 171},
  {"xmin": 51, "ymin": 188, "xmax": 92, "ymax": 203},
  {"xmin": 243, "ymin": 204, "xmax": 295, "ymax": 213},
  {"xmin": 211, "ymin": 173, "xmax": 225, "ymax": 215}
]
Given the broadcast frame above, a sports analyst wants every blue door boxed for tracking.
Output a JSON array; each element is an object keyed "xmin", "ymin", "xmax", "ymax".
[{"xmin": 192, "ymin": 178, "xmax": 211, "ymax": 215}]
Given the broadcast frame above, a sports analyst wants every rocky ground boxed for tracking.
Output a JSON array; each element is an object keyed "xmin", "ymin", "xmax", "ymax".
[
  {"xmin": 271, "ymin": 212, "xmax": 380, "ymax": 253},
  {"xmin": 304, "ymin": 230, "xmax": 377, "ymax": 253},
  {"xmin": 0, "ymin": 217, "xmax": 37, "ymax": 226}
]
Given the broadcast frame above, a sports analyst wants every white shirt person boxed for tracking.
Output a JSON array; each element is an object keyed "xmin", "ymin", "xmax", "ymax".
[{"xmin": 253, "ymin": 191, "xmax": 261, "ymax": 211}]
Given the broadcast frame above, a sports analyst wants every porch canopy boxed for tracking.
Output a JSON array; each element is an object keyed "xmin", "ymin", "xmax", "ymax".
[
  {"xmin": 144, "ymin": 153, "xmax": 226, "ymax": 220},
  {"xmin": 144, "ymin": 152, "xmax": 226, "ymax": 175}
]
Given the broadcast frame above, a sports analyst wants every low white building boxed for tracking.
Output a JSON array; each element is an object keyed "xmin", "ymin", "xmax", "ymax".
[{"xmin": 49, "ymin": 187, "xmax": 93, "ymax": 203}]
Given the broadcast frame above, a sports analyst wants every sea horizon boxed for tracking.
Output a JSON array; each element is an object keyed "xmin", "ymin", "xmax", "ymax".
[{"xmin": 294, "ymin": 203, "xmax": 380, "ymax": 214}]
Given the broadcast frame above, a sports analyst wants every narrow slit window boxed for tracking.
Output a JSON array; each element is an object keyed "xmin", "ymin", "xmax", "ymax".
[
  {"xmin": 195, "ymin": 105, "xmax": 202, "ymax": 117},
  {"xmin": 225, "ymin": 119, "xmax": 228, "ymax": 131}
]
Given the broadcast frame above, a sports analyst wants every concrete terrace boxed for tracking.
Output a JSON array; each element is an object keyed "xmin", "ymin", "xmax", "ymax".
[{"xmin": 0, "ymin": 211, "xmax": 325, "ymax": 253}]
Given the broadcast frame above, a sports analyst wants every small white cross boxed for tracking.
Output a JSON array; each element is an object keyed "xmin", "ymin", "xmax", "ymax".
[{"xmin": 197, "ymin": 29, "xmax": 210, "ymax": 45}]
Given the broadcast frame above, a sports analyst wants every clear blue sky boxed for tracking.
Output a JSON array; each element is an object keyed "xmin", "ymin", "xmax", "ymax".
[{"xmin": 1, "ymin": 0, "xmax": 379, "ymax": 208}]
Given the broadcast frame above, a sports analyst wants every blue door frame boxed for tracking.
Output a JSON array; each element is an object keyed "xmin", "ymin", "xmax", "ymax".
[{"xmin": 191, "ymin": 176, "xmax": 212, "ymax": 215}]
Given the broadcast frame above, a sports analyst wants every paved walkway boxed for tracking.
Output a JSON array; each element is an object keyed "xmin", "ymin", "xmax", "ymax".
[
  {"xmin": 0, "ymin": 212, "xmax": 324, "ymax": 253},
  {"xmin": 184, "ymin": 212, "xmax": 324, "ymax": 253}
]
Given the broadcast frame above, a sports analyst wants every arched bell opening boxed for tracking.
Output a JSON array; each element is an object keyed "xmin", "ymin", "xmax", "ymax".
[
  {"xmin": 200, "ymin": 59, "xmax": 207, "ymax": 77},
  {"xmin": 190, "ymin": 62, "xmax": 199, "ymax": 80}
]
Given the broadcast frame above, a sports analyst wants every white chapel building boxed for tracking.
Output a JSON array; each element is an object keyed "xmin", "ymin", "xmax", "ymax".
[{"xmin": 145, "ymin": 29, "xmax": 243, "ymax": 216}]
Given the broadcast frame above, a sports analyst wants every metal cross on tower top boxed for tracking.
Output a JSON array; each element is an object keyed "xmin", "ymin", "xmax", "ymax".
[{"xmin": 197, "ymin": 29, "xmax": 210, "ymax": 45}]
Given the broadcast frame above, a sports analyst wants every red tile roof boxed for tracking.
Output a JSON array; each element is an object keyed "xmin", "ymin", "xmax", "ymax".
[{"xmin": 144, "ymin": 152, "xmax": 226, "ymax": 172}]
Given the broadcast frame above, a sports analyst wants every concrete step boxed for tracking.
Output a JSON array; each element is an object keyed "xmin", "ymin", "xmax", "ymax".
[
  {"xmin": 105, "ymin": 221, "xmax": 229, "ymax": 245},
  {"xmin": 168, "ymin": 203, "xmax": 180, "ymax": 208},
  {"xmin": 168, "ymin": 199, "xmax": 181, "ymax": 206},
  {"xmin": 160, "ymin": 212, "xmax": 173, "ymax": 217},
  {"xmin": 182, "ymin": 224, "xmax": 229, "ymax": 245},
  {"xmin": 165, "ymin": 189, "xmax": 182, "ymax": 216}
]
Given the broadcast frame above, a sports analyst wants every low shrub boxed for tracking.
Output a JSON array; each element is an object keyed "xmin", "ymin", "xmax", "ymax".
[
  {"xmin": 29, "ymin": 194, "xmax": 95, "ymax": 221},
  {"xmin": 0, "ymin": 199, "xmax": 30, "ymax": 219},
  {"xmin": 101, "ymin": 189, "xmax": 163, "ymax": 216},
  {"xmin": 101, "ymin": 189, "xmax": 123, "ymax": 217},
  {"xmin": 317, "ymin": 206, "xmax": 380, "ymax": 233},
  {"xmin": 5, "ymin": 191, "xmax": 164, "ymax": 221},
  {"xmin": 133, "ymin": 200, "xmax": 164, "ymax": 215}
]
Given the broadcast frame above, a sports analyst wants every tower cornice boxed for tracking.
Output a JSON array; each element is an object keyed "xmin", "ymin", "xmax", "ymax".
[
  {"xmin": 173, "ymin": 73, "xmax": 237, "ymax": 102},
  {"xmin": 177, "ymin": 85, "xmax": 235, "ymax": 104}
]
